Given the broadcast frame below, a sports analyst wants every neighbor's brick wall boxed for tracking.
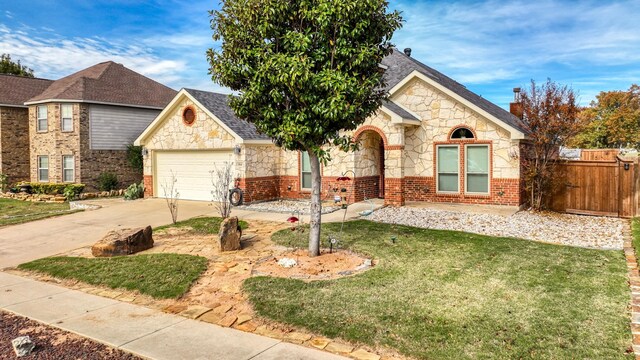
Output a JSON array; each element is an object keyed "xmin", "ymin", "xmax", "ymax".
[
  {"xmin": 29, "ymin": 103, "xmax": 81, "ymax": 184},
  {"xmin": 30, "ymin": 103, "xmax": 141, "ymax": 191},
  {"xmin": 79, "ymin": 104, "xmax": 142, "ymax": 191},
  {"xmin": 0, "ymin": 106, "xmax": 31, "ymax": 185}
]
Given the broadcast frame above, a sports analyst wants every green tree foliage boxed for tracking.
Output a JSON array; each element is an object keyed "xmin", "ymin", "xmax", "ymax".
[
  {"xmin": 126, "ymin": 144, "xmax": 144, "ymax": 173},
  {"xmin": 518, "ymin": 79, "xmax": 580, "ymax": 210},
  {"xmin": 0, "ymin": 54, "xmax": 34, "ymax": 77},
  {"xmin": 570, "ymin": 84, "xmax": 640, "ymax": 149},
  {"xmin": 208, "ymin": 0, "xmax": 402, "ymax": 256}
]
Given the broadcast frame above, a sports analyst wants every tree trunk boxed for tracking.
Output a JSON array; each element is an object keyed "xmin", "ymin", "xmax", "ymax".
[{"xmin": 308, "ymin": 152, "xmax": 322, "ymax": 257}]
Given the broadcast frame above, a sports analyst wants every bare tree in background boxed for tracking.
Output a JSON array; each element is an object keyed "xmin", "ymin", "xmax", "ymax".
[
  {"xmin": 161, "ymin": 170, "xmax": 180, "ymax": 224},
  {"xmin": 210, "ymin": 161, "xmax": 235, "ymax": 218}
]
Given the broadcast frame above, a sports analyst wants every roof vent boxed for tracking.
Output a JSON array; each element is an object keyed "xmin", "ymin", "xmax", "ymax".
[{"xmin": 403, "ymin": 48, "xmax": 412, "ymax": 57}]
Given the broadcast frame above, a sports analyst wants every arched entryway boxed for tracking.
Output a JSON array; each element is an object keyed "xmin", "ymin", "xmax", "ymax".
[{"xmin": 354, "ymin": 129, "xmax": 386, "ymax": 200}]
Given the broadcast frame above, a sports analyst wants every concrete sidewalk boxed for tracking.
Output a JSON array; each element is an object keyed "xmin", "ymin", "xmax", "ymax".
[{"xmin": 0, "ymin": 272, "xmax": 346, "ymax": 360}]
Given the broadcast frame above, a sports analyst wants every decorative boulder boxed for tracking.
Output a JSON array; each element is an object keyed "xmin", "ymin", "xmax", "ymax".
[
  {"xmin": 12, "ymin": 336, "xmax": 35, "ymax": 357},
  {"xmin": 218, "ymin": 217, "xmax": 242, "ymax": 252},
  {"xmin": 92, "ymin": 226, "xmax": 153, "ymax": 257}
]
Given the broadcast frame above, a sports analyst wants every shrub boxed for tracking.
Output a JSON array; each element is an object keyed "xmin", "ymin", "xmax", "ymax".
[
  {"xmin": 127, "ymin": 144, "xmax": 144, "ymax": 173},
  {"xmin": 98, "ymin": 172, "xmax": 119, "ymax": 191},
  {"xmin": 26, "ymin": 182, "xmax": 85, "ymax": 197},
  {"xmin": 63, "ymin": 184, "xmax": 85, "ymax": 201},
  {"xmin": 0, "ymin": 173, "xmax": 7, "ymax": 192},
  {"xmin": 124, "ymin": 182, "xmax": 145, "ymax": 200}
]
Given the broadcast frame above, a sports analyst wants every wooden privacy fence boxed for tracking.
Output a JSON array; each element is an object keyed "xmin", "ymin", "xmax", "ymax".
[
  {"xmin": 551, "ymin": 155, "xmax": 640, "ymax": 218},
  {"xmin": 580, "ymin": 149, "xmax": 620, "ymax": 161}
]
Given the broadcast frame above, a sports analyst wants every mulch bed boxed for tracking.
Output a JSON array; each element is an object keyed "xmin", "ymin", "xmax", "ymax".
[{"xmin": 0, "ymin": 311, "xmax": 140, "ymax": 359}]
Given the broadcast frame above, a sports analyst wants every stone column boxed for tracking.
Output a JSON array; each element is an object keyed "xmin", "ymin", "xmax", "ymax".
[{"xmin": 384, "ymin": 125, "xmax": 406, "ymax": 206}]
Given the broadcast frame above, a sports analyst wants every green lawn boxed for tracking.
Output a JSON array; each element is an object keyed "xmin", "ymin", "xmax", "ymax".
[
  {"xmin": 244, "ymin": 220, "xmax": 632, "ymax": 359},
  {"xmin": 18, "ymin": 254, "xmax": 207, "ymax": 299},
  {"xmin": 154, "ymin": 216, "xmax": 248, "ymax": 234},
  {"xmin": 0, "ymin": 198, "xmax": 81, "ymax": 227}
]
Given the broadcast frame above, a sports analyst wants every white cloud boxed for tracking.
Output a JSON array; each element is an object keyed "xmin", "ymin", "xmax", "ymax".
[
  {"xmin": 392, "ymin": 0, "xmax": 640, "ymax": 86},
  {"xmin": 0, "ymin": 25, "xmax": 188, "ymax": 88}
]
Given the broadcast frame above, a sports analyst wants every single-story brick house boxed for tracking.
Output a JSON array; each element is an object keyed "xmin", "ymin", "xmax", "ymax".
[
  {"xmin": 22, "ymin": 61, "xmax": 177, "ymax": 190},
  {"xmin": 0, "ymin": 75, "xmax": 53, "ymax": 185},
  {"xmin": 135, "ymin": 49, "xmax": 528, "ymax": 206}
]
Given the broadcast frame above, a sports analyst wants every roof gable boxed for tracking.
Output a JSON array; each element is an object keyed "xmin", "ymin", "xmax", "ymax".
[
  {"xmin": 135, "ymin": 89, "xmax": 271, "ymax": 146},
  {"xmin": 26, "ymin": 61, "xmax": 177, "ymax": 108},
  {"xmin": 381, "ymin": 49, "xmax": 527, "ymax": 138}
]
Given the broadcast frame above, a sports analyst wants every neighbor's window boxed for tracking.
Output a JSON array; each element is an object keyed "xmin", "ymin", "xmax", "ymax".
[
  {"xmin": 465, "ymin": 145, "xmax": 489, "ymax": 194},
  {"xmin": 37, "ymin": 105, "xmax": 48, "ymax": 132},
  {"xmin": 63, "ymin": 155, "xmax": 74, "ymax": 182},
  {"xmin": 437, "ymin": 145, "xmax": 459, "ymax": 192},
  {"xmin": 38, "ymin": 156, "xmax": 49, "ymax": 182},
  {"xmin": 301, "ymin": 151, "xmax": 312, "ymax": 189},
  {"xmin": 61, "ymin": 104, "xmax": 73, "ymax": 132}
]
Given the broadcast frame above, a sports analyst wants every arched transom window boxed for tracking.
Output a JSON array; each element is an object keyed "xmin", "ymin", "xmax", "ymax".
[{"xmin": 450, "ymin": 127, "xmax": 474, "ymax": 140}]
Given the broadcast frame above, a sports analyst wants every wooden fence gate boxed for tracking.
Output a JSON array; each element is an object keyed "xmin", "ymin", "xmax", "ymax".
[{"xmin": 552, "ymin": 156, "xmax": 640, "ymax": 217}]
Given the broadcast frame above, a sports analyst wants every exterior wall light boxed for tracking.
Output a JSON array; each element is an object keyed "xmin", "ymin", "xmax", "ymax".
[
  {"xmin": 234, "ymin": 145, "xmax": 242, "ymax": 155},
  {"xmin": 141, "ymin": 148, "xmax": 149, "ymax": 157}
]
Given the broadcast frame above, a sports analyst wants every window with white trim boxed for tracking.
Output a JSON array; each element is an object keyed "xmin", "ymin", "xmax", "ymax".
[
  {"xmin": 38, "ymin": 156, "xmax": 49, "ymax": 182},
  {"xmin": 63, "ymin": 155, "xmax": 74, "ymax": 182},
  {"xmin": 436, "ymin": 145, "xmax": 459, "ymax": 192},
  {"xmin": 37, "ymin": 105, "xmax": 48, "ymax": 132},
  {"xmin": 301, "ymin": 151, "xmax": 312, "ymax": 189},
  {"xmin": 465, "ymin": 145, "xmax": 489, "ymax": 194},
  {"xmin": 61, "ymin": 104, "xmax": 73, "ymax": 132}
]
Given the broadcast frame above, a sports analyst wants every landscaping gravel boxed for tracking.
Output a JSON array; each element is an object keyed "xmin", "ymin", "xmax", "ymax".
[
  {"xmin": 369, "ymin": 207, "xmax": 626, "ymax": 249},
  {"xmin": 237, "ymin": 200, "xmax": 340, "ymax": 215},
  {"xmin": 0, "ymin": 311, "xmax": 141, "ymax": 359}
]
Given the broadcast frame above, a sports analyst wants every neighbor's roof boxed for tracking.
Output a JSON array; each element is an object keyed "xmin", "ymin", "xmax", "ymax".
[
  {"xmin": 381, "ymin": 49, "xmax": 527, "ymax": 134},
  {"xmin": 26, "ymin": 61, "xmax": 177, "ymax": 108},
  {"xmin": 184, "ymin": 88, "xmax": 271, "ymax": 141},
  {"xmin": 0, "ymin": 74, "xmax": 53, "ymax": 107}
]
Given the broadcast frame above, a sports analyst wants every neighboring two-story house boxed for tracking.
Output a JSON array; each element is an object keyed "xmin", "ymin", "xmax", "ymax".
[
  {"xmin": 0, "ymin": 75, "xmax": 53, "ymax": 185},
  {"xmin": 23, "ymin": 61, "xmax": 176, "ymax": 190}
]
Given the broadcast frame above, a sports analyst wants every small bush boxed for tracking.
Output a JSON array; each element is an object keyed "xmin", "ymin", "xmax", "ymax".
[
  {"xmin": 63, "ymin": 184, "xmax": 85, "ymax": 200},
  {"xmin": 98, "ymin": 172, "xmax": 119, "ymax": 191},
  {"xmin": 127, "ymin": 144, "xmax": 144, "ymax": 173},
  {"xmin": 30, "ymin": 183, "xmax": 67, "ymax": 195},
  {"xmin": 124, "ymin": 182, "xmax": 144, "ymax": 200},
  {"xmin": 0, "ymin": 173, "xmax": 7, "ymax": 192}
]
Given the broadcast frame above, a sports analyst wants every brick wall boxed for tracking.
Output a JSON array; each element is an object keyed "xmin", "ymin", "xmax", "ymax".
[
  {"xmin": 78, "ymin": 104, "xmax": 142, "ymax": 191},
  {"xmin": 29, "ymin": 103, "xmax": 142, "ymax": 191},
  {"xmin": 0, "ymin": 106, "xmax": 30, "ymax": 185},
  {"xmin": 143, "ymin": 175, "xmax": 153, "ymax": 197},
  {"xmin": 403, "ymin": 176, "xmax": 521, "ymax": 206}
]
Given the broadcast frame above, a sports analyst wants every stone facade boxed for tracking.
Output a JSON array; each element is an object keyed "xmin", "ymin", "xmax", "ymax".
[
  {"xmin": 141, "ymin": 76, "xmax": 525, "ymax": 207},
  {"xmin": 0, "ymin": 106, "xmax": 30, "ymax": 185},
  {"xmin": 29, "ymin": 103, "xmax": 142, "ymax": 191}
]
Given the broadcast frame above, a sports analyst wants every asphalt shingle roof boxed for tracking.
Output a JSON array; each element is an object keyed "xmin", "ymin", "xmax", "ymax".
[
  {"xmin": 27, "ymin": 61, "xmax": 177, "ymax": 108},
  {"xmin": 0, "ymin": 75, "xmax": 53, "ymax": 107},
  {"xmin": 381, "ymin": 49, "xmax": 526, "ymax": 134},
  {"xmin": 184, "ymin": 88, "xmax": 271, "ymax": 141}
]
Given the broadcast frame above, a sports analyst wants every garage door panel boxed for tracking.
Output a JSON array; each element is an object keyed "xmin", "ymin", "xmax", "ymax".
[{"xmin": 155, "ymin": 151, "xmax": 234, "ymax": 201}]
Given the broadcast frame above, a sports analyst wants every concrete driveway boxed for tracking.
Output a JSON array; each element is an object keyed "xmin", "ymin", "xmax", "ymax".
[{"xmin": 0, "ymin": 198, "xmax": 214, "ymax": 269}]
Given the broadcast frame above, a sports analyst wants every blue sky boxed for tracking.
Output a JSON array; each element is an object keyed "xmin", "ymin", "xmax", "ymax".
[{"xmin": 2, "ymin": 0, "xmax": 639, "ymax": 109}]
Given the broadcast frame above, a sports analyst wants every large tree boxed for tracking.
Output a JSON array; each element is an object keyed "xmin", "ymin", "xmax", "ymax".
[
  {"xmin": 518, "ymin": 79, "xmax": 580, "ymax": 210},
  {"xmin": 570, "ymin": 84, "xmax": 640, "ymax": 149},
  {"xmin": 0, "ymin": 54, "xmax": 34, "ymax": 77},
  {"xmin": 208, "ymin": 0, "xmax": 402, "ymax": 256}
]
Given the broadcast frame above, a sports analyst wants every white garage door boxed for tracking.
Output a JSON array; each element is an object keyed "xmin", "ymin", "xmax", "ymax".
[{"xmin": 155, "ymin": 151, "xmax": 234, "ymax": 201}]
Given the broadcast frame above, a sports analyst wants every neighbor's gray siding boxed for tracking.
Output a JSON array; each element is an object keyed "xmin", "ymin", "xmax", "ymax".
[{"xmin": 89, "ymin": 104, "xmax": 160, "ymax": 150}]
